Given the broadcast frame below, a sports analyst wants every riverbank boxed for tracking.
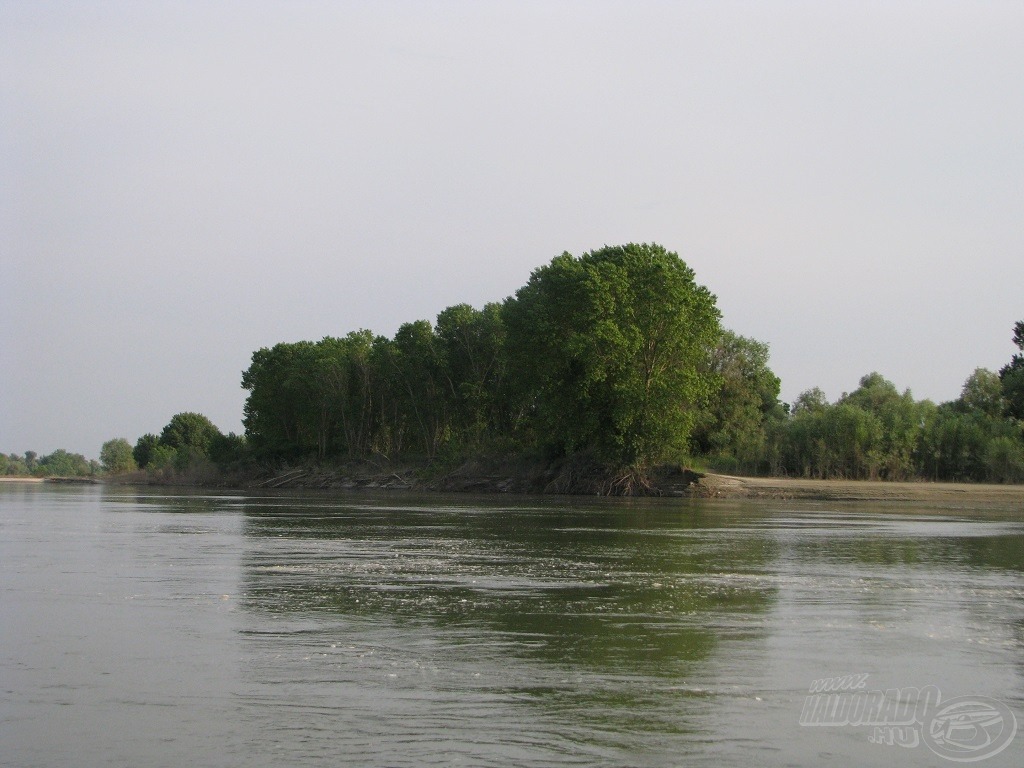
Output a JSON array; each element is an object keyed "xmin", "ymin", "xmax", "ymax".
[
  {"xmin": 97, "ymin": 461, "xmax": 1024, "ymax": 508},
  {"xmin": 224, "ymin": 461, "xmax": 1024, "ymax": 507},
  {"xmin": 0, "ymin": 476, "xmax": 99, "ymax": 484},
  {"xmin": 691, "ymin": 473, "xmax": 1024, "ymax": 507}
]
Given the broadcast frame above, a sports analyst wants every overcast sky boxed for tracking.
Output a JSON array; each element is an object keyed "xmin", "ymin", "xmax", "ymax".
[{"xmin": 3, "ymin": 1, "xmax": 1023, "ymax": 458}]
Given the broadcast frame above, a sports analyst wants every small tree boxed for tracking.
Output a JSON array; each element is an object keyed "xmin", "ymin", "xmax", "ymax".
[
  {"xmin": 959, "ymin": 368, "xmax": 1005, "ymax": 418},
  {"xmin": 133, "ymin": 434, "xmax": 160, "ymax": 469},
  {"xmin": 100, "ymin": 438, "xmax": 137, "ymax": 474},
  {"xmin": 160, "ymin": 413, "xmax": 223, "ymax": 457}
]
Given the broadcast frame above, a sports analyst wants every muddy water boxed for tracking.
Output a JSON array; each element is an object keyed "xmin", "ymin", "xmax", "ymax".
[{"xmin": 2, "ymin": 484, "xmax": 1022, "ymax": 766}]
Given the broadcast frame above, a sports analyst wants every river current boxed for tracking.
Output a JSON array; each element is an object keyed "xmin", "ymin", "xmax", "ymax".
[{"xmin": 1, "ymin": 483, "xmax": 1022, "ymax": 767}]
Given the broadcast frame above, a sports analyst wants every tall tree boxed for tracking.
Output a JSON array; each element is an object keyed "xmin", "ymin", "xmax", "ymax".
[
  {"xmin": 435, "ymin": 302, "xmax": 511, "ymax": 448},
  {"xmin": 838, "ymin": 373, "xmax": 920, "ymax": 480},
  {"xmin": 999, "ymin": 320, "xmax": 1024, "ymax": 420},
  {"xmin": 503, "ymin": 243, "xmax": 721, "ymax": 468},
  {"xmin": 242, "ymin": 343, "xmax": 312, "ymax": 457},
  {"xmin": 386, "ymin": 320, "xmax": 450, "ymax": 457}
]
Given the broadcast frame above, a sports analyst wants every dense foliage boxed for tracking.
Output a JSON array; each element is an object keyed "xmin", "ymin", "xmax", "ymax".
[
  {"xmin": 5, "ymin": 243, "xmax": 1020, "ymax": 491},
  {"xmin": 1, "ymin": 449, "xmax": 98, "ymax": 478},
  {"xmin": 240, "ymin": 244, "xmax": 725, "ymax": 481},
  {"xmin": 100, "ymin": 438, "xmax": 137, "ymax": 474},
  {"xmin": 774, "ymin": 365, "xmax": 1024, "ymax": 483},
  {"xmin": 503, "ymin": 245, "xmax": 721, "ymax": 467},
  {"xmin": 232, "ymin": 240, "xmax": 1024, "ymax": 487},
  {"xmin": 131, "ymin": 412, "xmax": 243, "ymax": 475}
]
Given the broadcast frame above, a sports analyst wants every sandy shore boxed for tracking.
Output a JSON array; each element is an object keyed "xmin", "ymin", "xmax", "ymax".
[
  {"xmin": 694, "ymin": 473, "xmax": 1024, "ymax": 508},
  {"xmin": 0, "ymin": 476, "xmax": 44, "ymax": 483}
]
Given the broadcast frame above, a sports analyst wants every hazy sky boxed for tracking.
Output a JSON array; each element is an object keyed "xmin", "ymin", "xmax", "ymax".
[{"xmin": 3, "ymin": 1, "xmax": 1023, "ymax": 458}]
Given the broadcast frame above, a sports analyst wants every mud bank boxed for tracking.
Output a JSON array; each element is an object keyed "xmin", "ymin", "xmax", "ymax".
[{"xmin": 692, "ymin": 473, "xmax": 1024, "ymax": 508}]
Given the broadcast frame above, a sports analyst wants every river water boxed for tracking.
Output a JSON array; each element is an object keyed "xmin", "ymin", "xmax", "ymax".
[{"xmin": 1, "ymin": 483, "xmax": 1022, "ymax": 767}]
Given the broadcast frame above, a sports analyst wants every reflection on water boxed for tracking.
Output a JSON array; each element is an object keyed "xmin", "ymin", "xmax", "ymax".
[
  {"xmin": 239, "ymin": 502, "xmax": 778, "ymax": 671},
  {"xmin": 1, "ymin": 485, "xmax": 1022, "ymax": 767}
]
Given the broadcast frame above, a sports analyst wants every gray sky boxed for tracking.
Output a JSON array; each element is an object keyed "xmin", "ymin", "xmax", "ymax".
[{"xmin": 3, "ymin": 1, "xmax": 1023, "ymax": 458}]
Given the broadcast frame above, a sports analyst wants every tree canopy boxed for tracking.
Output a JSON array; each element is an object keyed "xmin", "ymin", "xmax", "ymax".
[
  {"xmin": 503, "ymin": 243, "xmax": 721, "ymax": 467},
  {"xmin": 100, "ymin": 438, "xmax": 137, "ymax": 474}
]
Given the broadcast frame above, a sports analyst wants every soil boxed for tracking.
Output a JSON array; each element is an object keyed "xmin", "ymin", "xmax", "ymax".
[
  {"xmin": 87, "ymin": 461, "xmax": 1024, "ymax": 510},
  {"xmin": 690, "ymin": 473, "xmax": 1024, "ymax": 508}
]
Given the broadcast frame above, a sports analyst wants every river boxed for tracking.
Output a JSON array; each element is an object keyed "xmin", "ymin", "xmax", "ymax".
[{"xmin": 1, "ymin": 483, "xmax": 1022, "ymax": 767}]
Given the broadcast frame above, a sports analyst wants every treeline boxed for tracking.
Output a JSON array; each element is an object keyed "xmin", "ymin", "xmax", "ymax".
[
  {"xmin": 233, "ymin": 243, "xmax": 1024, "ymax": 487},
  {"xmin": 54, "ymin": 244, "xmax": 1023, "ymax": 491},
  {"xmin": 763, "ymin": 321, "xmax": 1024, "ymax": 483},
  {"xmin": 1, "ymin": 416, "xmax": 245, "ymax": 480},
  {"xmin": 1, "ymin": 449, "xmax": 100, "ymax": 478},
  {"xmin": 239, "ymin": 244, "xmax": 732, "ymax": 491},
  {"xmin": 756, "ymin": 369, "xmax": 1024, "ymax": 483}
]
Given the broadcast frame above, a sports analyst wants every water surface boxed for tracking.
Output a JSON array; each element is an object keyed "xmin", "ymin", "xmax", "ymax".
[{"xmin": 2, "ymin": 484, "xmax": 1022, "ymax": 766}]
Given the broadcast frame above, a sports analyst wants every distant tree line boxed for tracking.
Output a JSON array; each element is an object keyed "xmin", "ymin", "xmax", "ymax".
[
  {"xmin": 1, "ymin": 449, "xmax": 99, "ymax": 478},
  {"xmin": 761, "ymin": 320, "xmax": 1024, "ymax": 483},
  {"xmin": 768, "ymin": 367, "xmax": 1023, "ymax": 483},
  {"xmin": 13, "ymin": 246, "xmax": 1020, "ymax": 490}
]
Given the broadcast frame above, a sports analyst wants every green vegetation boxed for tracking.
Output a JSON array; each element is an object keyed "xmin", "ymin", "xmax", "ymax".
[
  {"xmin": 775, "ymin": 347, "xmax": 1024, "ymax": 483},
  {"xmin": 231, "ymin": 244, "xmax": 1024, "ymax": 490},
  {"xmin": 131, "ymin": 412, "xmax": 244, "ymax": 477},
  {"xmin": 100, "ymin": 438, "xmax": 136, "ymax": 474},
  {"xmin": 503, "ymin": 245, "xmax": 721, "ymax": 472},
  {"xmin": 6, "ymin": 245, "xmax": 1022, "ymax": 492},
  {"xmin": 999, "ymin": 320, "xmax": 1024, "ymax": 420},
  {"xmin": 1, "ymin": 449, "xmax": 98, "ymax": 478},
  {"xmin": 237, "ymin": 244, "xmax": 727, "ymax": 491}
]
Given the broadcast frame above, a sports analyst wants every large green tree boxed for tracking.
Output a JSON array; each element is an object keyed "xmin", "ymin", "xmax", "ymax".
[
  {"xmin": 503, "ymin": 243, "xmax": 721, "ymax": 468},
  {"xmin": 242, "ymin": 332, "xmax": 391, "ymax": 460},
  {"xmin": 242, "ymin": 342, "xmax": 310, "ymax": 457},
  {"xmin": 385, "ymin": 320, "xmax": 451, "ymax": 457},
  {"xmin": 838, "ymin": 372, "xmax": 921, "ymax": 480}
]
